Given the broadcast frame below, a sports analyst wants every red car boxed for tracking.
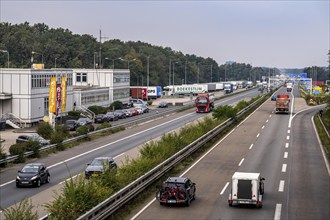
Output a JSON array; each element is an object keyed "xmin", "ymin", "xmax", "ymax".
[{"xmin": 129, "ymin": 108, "xmax": 139, "ymax": 116}]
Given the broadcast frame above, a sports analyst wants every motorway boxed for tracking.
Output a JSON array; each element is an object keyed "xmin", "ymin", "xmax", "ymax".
[
  {"xmin": 0, "ymin": 88, "xmax": 261, "ymax": 217},
  {"xmin": 130, "ymin": 86, "xmax": 329, "ymax": 220}
]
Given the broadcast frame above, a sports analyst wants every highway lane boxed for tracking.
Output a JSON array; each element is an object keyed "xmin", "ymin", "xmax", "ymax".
[
  {"xmin": 132, "ymin": 85, "xmax": 329, "ymax": 220},
  {"xmin": 0, "ymin": 89, "xmax": 261, "ymax": 212}
]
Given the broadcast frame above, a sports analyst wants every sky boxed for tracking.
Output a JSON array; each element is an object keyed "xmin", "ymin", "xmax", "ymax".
[{"xmin": 0, "ymin": 0, "xmax": 329, "ymax": 69}]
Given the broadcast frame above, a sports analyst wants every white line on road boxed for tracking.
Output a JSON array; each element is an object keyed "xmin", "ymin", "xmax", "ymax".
[
  {"xmin": 220, "ymin": 182, "xmax": 230, "ymax": 195},
  {"xmin": 284, "ymin": 152, "xmax": 288, "ymax": 158},
  {"xmin": 285, "ymin": 143, "xmax": 289, "ymax": 148},
  {"xmin": 249, "ymin": 144, "xmax": 253, "ymax": 149},
  {"xmin": 286, "ymin": 135, "xmax": 290, "ymax": 140},
  {"xmin": 262, "ymin": 125, "xmax": 265, "ymax": 129},
  {"xmin": 238, "ymin": 158, "xmax": 245, "ymax": 166},
  {"xmin": 287, "ymin": 129, "xmax": 290, "ymax": 134},
  {"xmin": 274, "ymin": 203, "xmax": 282, "ymax": 220},
  {"xmin": 256, "ymin": 133, "xmax": 260, "ymax": 138},
  {"xmin": 266, "ymin": 119, "xmax": 269, "ymax": 123},
  {"xmin": 269, "ymin": 114, "xmax": 272, "ymax": 118},
  {"xmin": 282, "ymin": 164, "xmax": 287, "ymax": 172},
  {"xmin": 278, "ymin": 180, "xmax": 285, "ymax": 192}
]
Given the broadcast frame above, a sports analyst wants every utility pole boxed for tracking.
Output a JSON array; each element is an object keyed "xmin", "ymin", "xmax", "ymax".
[{"xmin": 99, "ymin": 28, "xmax": 108, "ymax": 68}]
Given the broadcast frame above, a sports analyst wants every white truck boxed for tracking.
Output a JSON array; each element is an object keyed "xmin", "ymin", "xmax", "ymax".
[{"xmin": 228, "ymin": 172, "xmax": 265, "ymax": 208}]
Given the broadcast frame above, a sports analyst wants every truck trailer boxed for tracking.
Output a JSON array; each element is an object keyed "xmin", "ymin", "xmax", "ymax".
[
  {"xmin": 275, "ymin": 94, "xmax": 290, "ymax": 114},
  {"xmin": 195, "ymin": 93, "xmax": 215, "ymax": 113},
  {"xmin": 228, "ymin": 172, "xmax": 265, "ymax": 208}
]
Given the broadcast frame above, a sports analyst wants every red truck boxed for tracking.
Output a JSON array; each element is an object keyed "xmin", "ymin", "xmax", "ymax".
[
  {"xmin": 130, "ymin": 87, "xmax": 147, "ymax": 100},
  {"xmin": 195, "ymin": 93, "xmax": 215, "ymax": 113},
  {"xmin": 275, "ymin": 94, "xmax": 290, "ymax": 114}
]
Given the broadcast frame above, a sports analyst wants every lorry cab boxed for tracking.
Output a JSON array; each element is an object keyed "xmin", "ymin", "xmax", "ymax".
[{"xmin": 228, "ymin": 172, "xmax": 265, "ymax": 208}]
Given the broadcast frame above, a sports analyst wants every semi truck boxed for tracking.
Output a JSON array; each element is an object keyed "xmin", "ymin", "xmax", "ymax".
[
  {"xmin": 130, "ymin": 87, "xmax": 147, "ymax": 100},
  {"xmin": 275, "ymin": 94, "xmax": 290, "ymax": 114},
  {"xmin": 195, "ymin": 93, "xmax": 215, "ymax": 113},
  {"xmin": 286, "ymin": 82, "xmax": 293, "ymax": 92},
  {"xmin": 130, "ymin": 86, "xmax": 162, "ymax": 99},
  {"xmin": 228, "ymin": 172, "xmax": 265, "ymax": 208},
  {"xmin": 224, "ymin": 83, "xmax": 233, "ymax": 94},
  {"xmin": 163, "ymin": 84, "xmax": 207, "ymax": 96}
]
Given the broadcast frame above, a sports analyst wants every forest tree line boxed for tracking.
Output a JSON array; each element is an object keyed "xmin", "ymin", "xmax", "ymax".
[{"xmin": 0, "ymin": 22, "xmax": 329, "ymax": 87}]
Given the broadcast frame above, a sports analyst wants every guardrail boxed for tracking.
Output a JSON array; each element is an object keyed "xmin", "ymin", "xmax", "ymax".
[
  {"xmin": 75, "ymin": 94, "xmax": 267, "ymax": 220},
  {"xmin": 318, "ymin": 114, "xmax": 330, "ymax": 140}
]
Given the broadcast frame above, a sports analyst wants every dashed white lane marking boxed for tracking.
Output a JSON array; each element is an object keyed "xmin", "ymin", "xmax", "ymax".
[
  {"xmin": 282, "ymin": 164, "xmax": 287, "ymax": 172},
  {"xmin": 274, "ymin": 203, "xmax": 282, "ymax": 220},
  {"xmin": 287, "ymin": 129, "xmax": 290, "ymax": 134},
  {"xmin": 266, "ymin": 119, "xmax": 269, "ymax": 123},
  {"xmin": 286, "ymin": 136, "xmax": 290, "ymax": 140},
  {"xmin": 285, "ymin": 143, "xmax": 289, "ymax": 148},
  {"xmin": 262, "ymin": 125, "xmax": 265, "ymax": 129},
  {"xmin": 249, "ymin": 144, "xmax": 254, "ymax": 149},
  {"xmin": 279, "ymin": 180, "xmax": 285, "ymax": 192},
  {"xmin": 256, "ymin": 133, "xmax": 260, "ymax": 138},
  {"xmin": 269, "ymin": 115, "xmax": 272, "ymax": 118},
  {"xmin": 220, "ymin": 182, "xmax": 230, "ymax": 195},
  {"xmin": 284, "ymin": 152, "xmax": 288, "ymax": 158},
  {"xmin": 238, "ymin": 158, "xmax": 245, "ymax": 166}
]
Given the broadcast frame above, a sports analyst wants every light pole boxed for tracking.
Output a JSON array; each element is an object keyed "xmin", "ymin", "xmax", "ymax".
[
  {"xmin": 55, "ymin": 57, "xmax": 58, "ymax": 69},
  {"xmin": 32, "ymin": 51, "xmax": 43, "ymax": 64},
  {"xmin": 147, "ymin": 56, "xmax": 150, "ymax": 87},
  {"xmin": 93, "ymin": 52, "xmax": 98, "ymax": 69},
  {"xmin": 110, "ymin": 57, "xmax": 122, "ymax": 69},
  {"xmin": 0, "ymin": 50, "xmax": 9, "ymax": 68},
  {"xmin": 172, "ymin": 61, "xmax": 181, "ymax": 86},
  {"xmin": 127, "ymin": 58, "xmax": 136, "ymax": 69}
]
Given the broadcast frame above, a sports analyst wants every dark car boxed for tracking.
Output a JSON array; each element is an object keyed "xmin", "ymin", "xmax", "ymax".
[
  {"xmin": 271, "ymin": 95, "xmax": 277, "ymax": 101},
  {"xmin": 85, "ymin": 157, "xmax": 117, "ymax": 179},
  {"xmin": 105, "ymin": 112, "xmax": 118, "ymax": 121},
  {"xmin": 64, "ymin": 119, "xmax": 78, "ymax": 131},
  {"xmin": 16, "ymin": 134, "xmax": 50, "ymax": 145},
  {"xmin": 114, "ymin": 110, "xmax": 127, "ymax": 119},
  {"xmin": 158, "ymin": 102, "xmax": 168, "ymax": 108},
  {"xmin": 16, "ymin": 163, "xmax": 50, "ymax": 187},
  {"xmin": 94, "ymin": 114, "xmax": 108, "ymax": 123},
  {"xmin": 141, "ymin": 105, "xmax": 149, "ymax": 113},
  {"xmin": 77, "ymin": 117, "xmax": 93, "ymax": 126},
  {"xmin": 156, "ymin": 177, "xmax": 196, "ymax": 206},
  {"xmin": 122, "ymin": 109, "xmax": 132, "ymax": 117},
  {"xmin": 0, "ymin": 118, "xmax": 6, "ymax": 130}
]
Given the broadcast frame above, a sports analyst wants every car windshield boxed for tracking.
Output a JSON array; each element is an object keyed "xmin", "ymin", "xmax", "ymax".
[
  {"xmin": 90, "ymin": 159, "xmax": 108, "ymax": 166},
  {"xmin": 31, "ymin": 135, "xmax": 43, "ymax": 141},
  {"xmin": 196, "ymin": 97, "xmax": 208, "ymax": 104},
  {"xmin": 21, "ymin": 165, "xmax": 39, "ymax": 173},
  {"xmin": 163, "ymin": 182, "xmax": 185, "ymax": 190}
]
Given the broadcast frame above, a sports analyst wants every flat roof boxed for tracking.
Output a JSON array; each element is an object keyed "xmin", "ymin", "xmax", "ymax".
[{"xmin": 232, "ymin": 172, "xmax": 260, "ymax": 180}]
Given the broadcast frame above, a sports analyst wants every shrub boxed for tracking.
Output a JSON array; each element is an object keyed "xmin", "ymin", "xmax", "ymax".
[
  {"xmin": 96, "ymin": 122, "xmax": 111, "ymax": 130},
  {"xmin": 9, "ymin": 143, "xmax": 26, "ymax": 163},
  {"xmin": 50, "ymin": 131, "xmax": 65, "ymax": 145},
  {"xmin": 68, "ymin": 111, "xmax": 81, "ymax": 119},
  {"xmin": 212, "ymin": 105, "xmax": 237, "ymax": 120},
  {"xmin": 110, "ymin": 101, "xmax": 123, "ymax": 110},
  {"xmin": 36, "ymin": 123, "xmax": 53, "ymax": 139},
  {"xmin": 55, "ymin": 125, "xmax": 70, "ymax": 138},
  {"xmin": 235, "ymin": 100, "xmax": 249, "ymax": 111},
  {"xmin": 3, "ymin": 198, "xmax": 38, "ymax": 220},
  {"xmin": 0, "ymin": 143, "xmax": 7, "ymax": 160},
  {"xmin": 147, "ymin": 100, "xmax": 153, "ymax": 106},
  {"xmin": 87, "ymin": 124, "xmax": 95, "ymax": 132},
  {"xmin": 25, "ymin": 140, "xmax": 41, "ymax": 158},
  {"xmin": 88, "ymin": 105, "xmax": 108, "ymax": 115},
  {"xmin": 76, "ymin": 126, "xmax": 89, "ymax": 135}
]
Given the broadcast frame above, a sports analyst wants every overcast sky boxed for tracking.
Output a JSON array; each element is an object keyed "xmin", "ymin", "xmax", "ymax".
[{"xmin": 1, "ymin": 0, "xmax": 329, "ymax": 68}]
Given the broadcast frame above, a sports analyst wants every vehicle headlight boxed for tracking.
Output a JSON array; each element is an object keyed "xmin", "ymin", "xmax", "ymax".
[
  {"xmin": 31, "ymin": 176, "xmax": 37, "ymax": 180},
  {"xmin": 16, "ymin": 176, "xmax": 20, "ymax": 180}
]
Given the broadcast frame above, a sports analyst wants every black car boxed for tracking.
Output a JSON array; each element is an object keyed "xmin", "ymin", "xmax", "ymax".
[
  {"xmin": 0, "ymin": 118, "xmax": 6, "ymax": 130},
  {"xmin": 156, "ymin": 177, "xmax": 196, "ymax": 206},
  {"xmin": 64, "ymin": 119, "xmax": 78, "ymax": 131},
  {"xmin": 85, "ymin": 157, "xmax": 117, "ymax": 179},
  {"xmin": 16, "ymin": 163, "xmax": 50, "ymax": 187},
  {"xmin": 158, "ymin": 102, "xmax": 168, "ymax": 108},
  {"xmin": 16, "ymin": 134, "xmax": 50, "ymax": 145},
  {"xmin": 105, "ymin": 112, "xmax": 118, "ymax": 121},
  {"xmin": 94, "ymin": 114, "xmax": 108, "ymax": 123},
  {"xmin": 77, "ymin": 118, "xmax": 93, "ymax": 126},
  {"xmin": 271, "ymin": 95, "xmax": 277, "ymax": 101},
  {"xmin": 114, "ymin": 110, "xmax": 127, "ymax": 119}
]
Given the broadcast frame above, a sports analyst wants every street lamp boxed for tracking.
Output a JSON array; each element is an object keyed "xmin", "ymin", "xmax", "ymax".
[
  {"xmin": 172, "ymin": 61, "xmax": 181, "ymax": 86},
  {"xmin": 0, "ymin": 50, "xmax": 9, "ymax": 68},
  {"xmin": 109, "ymin": 57, "xmax": 122, "ymax": 69},
  {"xmin": 127, "ymin": 58, "xmax": 136, "ymax": 69},
  {"xmin": 31, "ymin": 51, "xmax": 43, "ymax": 64}
]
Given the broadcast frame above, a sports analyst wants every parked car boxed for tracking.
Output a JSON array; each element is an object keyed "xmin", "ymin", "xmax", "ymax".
[
  {"xmin": 156, "ymin": 177, "xmax": 196, "ymax": 206},
  {"xmin": 94, "ymin": 114, "xmax": 108, "ymax": 123},
  {"xmin": 141, "ymin": 105, "xmax": 149, "ymax": 113},
  {"xmin": 77, "ymin": 117, "xmax": 93, "ymax": 126},
  {"xmin": 16, "ymin": 163, "xmax": 50, "ymax": 187},
  {"xmin": 129, "ymin": 108, "xmax": 139, "ymax": 116},
  {"xmin": 85, "ymin": 157, "xmax": 117, "ymax": 179},
  {"xmin": 0, "ymin": 118, "xmax": 6, "ymax": 130},
  {"xmin": 135, "ymin": 107, "xmax": 144, "ymax": 114},
  {"xmin": 105, "ymin": 112, "xmax": 118, "ymax": 121},
  {"xmin": 114, "ymin": 110, "xmax": 127, "ymax": 119},
  {"xmin": 16, "ymin": 134, "xmax": 50, "ymax": 145},
  {"xmin": 122, "ymin": 109, "xmax": 132, "ymax": 117},
  {"xmin": 158, "ymin": 102, "xmax": 168, "ymax": 108},
  {"xmin": 64, "ymin": 119, "xmax": 78, "ymax": 131}
]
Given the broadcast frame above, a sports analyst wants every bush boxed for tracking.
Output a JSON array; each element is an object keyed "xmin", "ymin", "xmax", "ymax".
[
  {"xmin": 147, "ymin": 100, "xmax": 153, "ymax": 106},
  {"xmin": 25, "ymin": 141, "xmax": 41, "ymax": 158},
  {"xmin": 36, "ymin": 123, "xmax": 53, "ymax": 139},
  {"xmin": 68, "ymin": 111, "xmax": 81, "ymax": 119},
  {"xmin": 212, "ymin": 105, "xmax": 237, "ymax": 120},
  {"xmin": 76, "ymin": 126, "xmax": 89, "ymax": 135},
  {"xmin": 50, "ymin": 131, "xmax": 65, "ymax": 145},
  {"xmin": 87, "ymin": 124, "xmax": 95, "ymax": 132},
  {"xmin": 88, "ymin": 105, "xmax": 108, "ymax": 115},
  {"xmin": 110, "ymin": 101, "xmax": 123, "ymax": 110},
  {"xmin": 96, "ymin": 122, "xmax": 111, "ymax": 130},
  {"xmin": 55, "ymin": 125, "xmax": 70, "ymax": 138},
  {"xmin": 9, "ymin": 143, "xmax": 26, "ymax": 163},
  {"xmin": 235, "ymin": 100, "xmax": 249, "ymax": 111},
  {"xmin": 0, "ymin": 142, "xmax": 7, "ymax": 160},
  {"xmin": 3, "ymin": 198, "xmax": 38, "ymax": 220}
]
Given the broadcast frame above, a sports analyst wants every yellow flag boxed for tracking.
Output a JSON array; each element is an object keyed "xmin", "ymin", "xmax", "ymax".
[
  {"xmin": 61, "ymin": 77, "xmax": 67, "ymax": 112},
  {"xmin": 49, "ymin": 77, "xmax": 56, "ymax": 113}
]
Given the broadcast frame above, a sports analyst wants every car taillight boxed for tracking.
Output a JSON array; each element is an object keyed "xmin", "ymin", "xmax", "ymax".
[
  {"xmin": 253, "ymin": 195, "xmax": 256, "ymax": 197},
  {"xmin": 234, "ymin": 194, "xmax": 236, "ymax": 196}
]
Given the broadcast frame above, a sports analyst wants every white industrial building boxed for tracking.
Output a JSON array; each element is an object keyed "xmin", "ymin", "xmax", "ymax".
[{"xmin": 0, "ymin": 68, "xmax": 130, "ymax": 127}]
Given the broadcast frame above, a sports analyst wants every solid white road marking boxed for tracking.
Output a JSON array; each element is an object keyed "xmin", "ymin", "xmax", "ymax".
[
  {"xmin": 262, "ymin": 125, "xmax": 265, "ymax": 129},
  {"xmin": 238, "ymin": 158, "xmax": 245, "ymax": 166},
  {"xmin": 284, "ymin": 152, "xmax": 288, "ymax": 158},
  {"xmin": 286, "ymin": 135, "xmax": 290, "ymax": 140},
  {"xmin": 249, "ymin": 144, "xmax": 253, "ymax": 149},
  {"xmin": 220, "ymin": 182, "xmax": 230, "ymax": 195},
  {"xmin": 256, "ymin": 133, "xmax": 260, "ymax": 138},
  {"xmin": 282, "ymin": 164, "xmax": 287, "ymax": 172},
  {"xmin": 274, "ymin": 203, "xmax": 282, "ymax": 220},
  {"xmin": 279, "ymin": 180, "xmax": 285, "ymax": 192}
]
